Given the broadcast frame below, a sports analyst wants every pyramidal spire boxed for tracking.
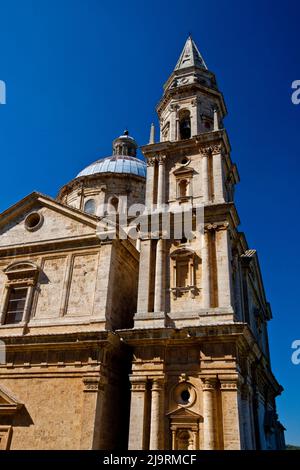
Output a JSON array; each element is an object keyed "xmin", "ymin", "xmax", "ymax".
[{"xmin": 174, "ymin": 35, "xmax": 207, "ymax": 71}]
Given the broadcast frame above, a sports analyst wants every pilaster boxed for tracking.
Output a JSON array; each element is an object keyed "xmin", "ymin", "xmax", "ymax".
[
  {"xmin": 219, "ymin": 375, "xmax": 241, "ymax": 450},
  {"xmin": 128, "ymin": 376, "xmax": 149, "ymax": 450}
]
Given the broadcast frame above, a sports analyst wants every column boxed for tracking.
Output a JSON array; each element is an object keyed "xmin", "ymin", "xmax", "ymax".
[
  {"xmin": 80, "ymin": 376, "xmax": 106, "ymax": 449},
  {"xmin": 136, "ymin": 239, "xmax": 152, "ymax": 314},
  {"xmin": 154, "ymin": 238, "xmax": 165, "ymax": 312},
  {"xmin": 22, "ymin": 282, "xmax": 35, "ymax": 323},
  {"xmin": 171, "ymin": 429, "xmax": 176, "ymax": 450},
  {"xmin": 128, "ymin": 377, "xmax": 148, "ymax": 450},
  {"xmin": 157, "ymin": 155, "xmax": 165, "ymax": 209},
  {"xmin": 191, "ymin": 100, "xmax": 198, "ymax": 136},
  {"xmin": 216, "ymin": 225, "xmax": 234, "ymax": 309},
  {"xmin": 202, "ymin": 152, "xmax": 210, "ymax": 203},
  {"xmin": 232, "ymin": 253, "xmax": 244, "ymax": 320},
  {"xmin": 0, "ymin": 285, "xmax": 10, "ymax": 324},
  {"xmin": 241, "ymin": 384, "xmax": 255, "ymax": 449},
  {"xmin": 149, "ymin": 379, "xmax": 163, "ymax": 450},
  {"xmin": 176, "ymin": 118, "xmax": 180, "ymax": 141},
  {"xmin": 201, "ymin": 231, "xmax": 211, "ymax": 309},
  {"xmin": 145, "ymin": 158, "xmax": 156, "ymax": 210},
  {"xmin": 220, "ymin": 376, "xmax": 241, "ymax": 450},
  {"xmin": 202, "ymin": 377, "xmax": 217, "ymax": 450},
  {"xmin": 212, "ymin": 146, "xmax": 225, "ymax": 203}
]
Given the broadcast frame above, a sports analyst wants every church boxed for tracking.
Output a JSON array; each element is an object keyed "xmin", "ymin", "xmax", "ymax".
[{"xmin": 0, "ymin": 37, "xmax": 285, "ymax": 450}]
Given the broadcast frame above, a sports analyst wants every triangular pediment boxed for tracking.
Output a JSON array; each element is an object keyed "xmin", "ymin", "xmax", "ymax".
[
  {"xmin": 0, "ymin": 384, "xmax": 23, "ymax": 415},
  {"xmin": 0, "ymin": 192, "xmax": 117, "ymax": 248},
  {"xmin": 166, "ymin": 407, "xmax": 201, "ymax": 418}
]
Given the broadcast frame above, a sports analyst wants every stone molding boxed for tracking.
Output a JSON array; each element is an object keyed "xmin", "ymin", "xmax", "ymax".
[
  {"xmin": 205, "ymin": 221, "xmax": 229, "ymax": 232},
  {"xmin": 202, "ymin": 376, "xmax": 218, "ymax": 390},
  {"xmin": 83, "ymin": 376, "xmax": 107, "ymax": 392}
]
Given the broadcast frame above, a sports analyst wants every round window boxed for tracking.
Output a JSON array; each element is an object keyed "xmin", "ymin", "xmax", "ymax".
[
  {"xmin": 25, "ymin": 212, "xmax": 44, "ymax": 232},
  {"xmin": 181, "ymin": 157, "xmax": 189, "ymax": 165},
  {"xmin": 173, "ymin": 382, "xmax": 196, "ymax": 407}
]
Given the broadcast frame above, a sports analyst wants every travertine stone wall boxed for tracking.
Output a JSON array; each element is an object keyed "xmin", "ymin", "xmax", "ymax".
[
  {"xmin": 0, "ymin": 375, "xmax": 84, "ymax": 449},
  {"xmin": 58, "ymin": 174, "xmax": 145, "ymax": 215},
  {"xmin": 0, "ymin": 205, "xmax": 94, "ymax": 246}
]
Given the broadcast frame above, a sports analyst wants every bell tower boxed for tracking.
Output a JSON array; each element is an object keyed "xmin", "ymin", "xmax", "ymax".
[
  {"xmin": 158, "ymin": 35, "xmax": 226, "ymax": 141},
  {"xmin": 134, "ymin": 36, "xmax": 240, "ymax": 328},
  {"xmin": 127, "ymin": 37, "xmax": 284, "ymax": 451}
]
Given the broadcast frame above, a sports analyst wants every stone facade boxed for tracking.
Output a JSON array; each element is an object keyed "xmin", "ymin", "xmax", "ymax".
[{"xmin": 0, "ymin": 36, "xmax": 285, "ymax": 450}]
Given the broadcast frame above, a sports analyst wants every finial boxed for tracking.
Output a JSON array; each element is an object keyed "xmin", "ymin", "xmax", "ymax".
[
  {"xmin": 149, "ymin": 123, "xmax": 155, "ymax": 144},
  {"xmin": 124, "ymin": 129, "xmax": 129, "ymax": 136}
]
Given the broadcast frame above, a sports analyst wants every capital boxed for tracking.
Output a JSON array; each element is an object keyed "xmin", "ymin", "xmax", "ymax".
[
  {"xmin": 151, "ymin": 377, "xmax": 164, "ymax": 391},
  {"xmin": 202, "ymin": 376, "xmax": 218, "ymax": 390},
  {"xmin": 147, "ymin": 157, "xmax": 156, "ymax": 167},
  {"xmin": 129, "ymin": 375, "xmax": 147, "ymax": 392},
  {"xmin": 157, "ymin": 155, "xmax": 166, "ymax": 165}
]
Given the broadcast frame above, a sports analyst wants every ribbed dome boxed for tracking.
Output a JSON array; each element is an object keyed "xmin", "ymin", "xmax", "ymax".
[{"xmin": 76, "ymin": 154, "xmax": 147, "ymax": 178}]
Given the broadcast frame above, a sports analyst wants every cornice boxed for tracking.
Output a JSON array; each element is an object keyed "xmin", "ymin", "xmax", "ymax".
[{"xmin": 141, "ymin": 129, "xmax": 231, "ymax": 158}]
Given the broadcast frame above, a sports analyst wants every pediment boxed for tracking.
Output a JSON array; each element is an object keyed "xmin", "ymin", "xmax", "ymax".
[
  {"xmin": 0, "ymin": 192, "xmax": 115, "ymax": 248},
  {"xmin": 173, "ymin": 166, "xmax": 194, "ymax": 176},
  {"xmin": 0, "ymin": 384, "xmax": 23, "ymax": 415},
  {"xmin": 166, "ymin": 407, "xmax": 201, "ymax": 419}
]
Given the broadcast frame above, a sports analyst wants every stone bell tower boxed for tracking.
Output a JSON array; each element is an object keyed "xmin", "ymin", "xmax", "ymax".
[
  {"xmin": 125, "ymin": 36, "xmax": 285, "ymax": 451},
  {"xmin": 134, "ymin": 35, "xmax": 239, "ymax": 329}
]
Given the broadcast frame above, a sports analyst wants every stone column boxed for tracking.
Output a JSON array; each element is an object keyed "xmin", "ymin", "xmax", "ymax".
[
  {"xmin": 157, "ymin": 155, "xmax": 166, "ymax": 209},
  {"xmin": 171, "ymin": 429, "xmax": 176, "ymax": 450},
  {"xmin": 216, "ymin": 225, "xmax": 234, "ymax": 309},
  {"xmin": 128, "ymin": 377, "xmax": 148, "ymax": 450},
  {"xmin": 149, "ymin": 379, "xmax": 164, "ymax": 450},
  {"xmin": 0, "ymin": 285, "xmax": 10, "ymax": 324},
  {"xmin": 212, "ymin": 146, "xmax": 225, "ymax": 203},
  {"xmin": 232, "ymin": 252, "xmax": 244, "ymax": 320},
  {"xmin": 220, "ymin": 376, "xmax": 241, "ymax": 450},
  {"xmin": 80, "ymin": 376, "xmax": 106, "ymax": 449},
  {"xmin": 154, "ymin": 238, "xmax": 165, "ymax": 313},
  {"xmin": 152, "ymin": 155, "xmax": 166, "ymax": 316},
  {"xmin": 176, "ymin": 118, "xmax": 180, "ymax": 141},
  {"xmin": 241, "ymin": 384, "xmax": 255, "ymax": 449},
  {"xmin": 201, "ymin": 231, "xmax": 211, "ymax": 309},
  {"xmin": 202, "ymin": 377, "xmax": 218, "ymax": 450},
  {"xmin": 22, "ymin": 282, "xmax": 35, "ymax": 323},
  {"xmin": 136, "ymin": 239, "xmax": 152, "ymax": 314},
  {"xmin": 145, "ymin": 158, "xmax": 156, "ymax": 210},
  {"xmin": 202, "ymin": 151, "xmax": 210, "ymax": 203},
  {"xmin": 191, "ymin": 99, "xmax": 198, "ymax": 136}
]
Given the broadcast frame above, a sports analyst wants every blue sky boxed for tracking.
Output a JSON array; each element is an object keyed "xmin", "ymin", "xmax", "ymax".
[{"xmin": 0, "ymin": 0, "xmax": 299, "ymax": 445}]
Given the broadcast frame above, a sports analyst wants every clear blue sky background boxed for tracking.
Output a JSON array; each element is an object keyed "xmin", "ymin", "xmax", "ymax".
[{"xmin": 0, "ymin": 0, "xmax": 299, "ymax": 445}]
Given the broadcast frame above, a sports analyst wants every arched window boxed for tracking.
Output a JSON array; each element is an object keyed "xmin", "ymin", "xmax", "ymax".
[
  {"xmin": 179, "ymin": 110, "xmax": 191, "ymax": 140},
  {"xmin": 110, "ymin": 197, "xmax": 119, "ymax": 213},
  {"xmin": 84, "ymin": 199, "xmax": 96, "ymax": 215}
]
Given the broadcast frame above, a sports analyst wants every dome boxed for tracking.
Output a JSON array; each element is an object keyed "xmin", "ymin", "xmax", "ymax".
[
  {"xmin": 76, "ymin": 130, "xmax": 147, "ymax": 179},
  {"xmin": 76, "ymin": 154, "xmax": 147, "ymax": 178}
]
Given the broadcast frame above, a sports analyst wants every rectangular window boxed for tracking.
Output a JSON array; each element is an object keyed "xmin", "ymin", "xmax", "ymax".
[
  {"xmin": 177, "ymin": 260, "xmax": 189, "ymax": 288},
  {"xmin": 5, "ymin": 287, "xmax": 28, "ymax": 325}
]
